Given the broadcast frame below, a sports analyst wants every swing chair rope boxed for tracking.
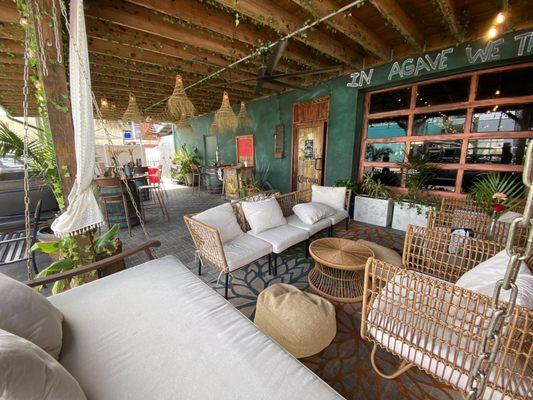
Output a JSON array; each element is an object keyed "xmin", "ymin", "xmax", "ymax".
[{"xmin": 465, "ymin": 141, "xmax": 533, "ymax": 399}]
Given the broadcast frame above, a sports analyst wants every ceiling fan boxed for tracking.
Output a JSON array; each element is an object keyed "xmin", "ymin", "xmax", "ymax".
[{"xmin": 201, "ymin": 39, "xmax": 342, "ymax": 95}]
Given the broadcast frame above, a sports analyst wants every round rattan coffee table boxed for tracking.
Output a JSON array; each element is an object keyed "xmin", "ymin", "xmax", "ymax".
[{"xmin": 308, "ymin": 238, "xmax": 374, "ymax": 303}]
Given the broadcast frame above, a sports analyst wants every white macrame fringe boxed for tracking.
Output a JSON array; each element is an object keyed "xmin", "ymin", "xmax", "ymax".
[{"xmin": 54, "ymin": 220, "xmax": 105, "ymax": 238}]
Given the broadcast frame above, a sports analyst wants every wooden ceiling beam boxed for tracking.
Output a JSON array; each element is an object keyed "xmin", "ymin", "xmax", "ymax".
[
  {"xmin": 0, "ymin": 0, "xmax": 20, "ymax": 24},
  {"xmin": 434, "ymin": 0, "xmax": 463, "ymax": 42},
  {"xmin": 290, "ymin": 0, "xmax": 389, "ymax": 61},
  {"xmin": 0, "ymin": 38, "xmax": 25, "ymax": 55},
  {"xmin": 369, "ymin": 0, "xmax": 424, "ymax": 51},
  {"xmin": 0, "ymin": 22, "xmax": 23, "ymax": 41},
  {"xmin": 0, "ymin": 53, "xmax": 23, "ymax": 64},
  {"xmin": 125, "ymin": 0, "xmax": 332, "ymax": 69},
  {"xmin": 213, "ymin": 0, "xmax": 362, "ymax": 65}
]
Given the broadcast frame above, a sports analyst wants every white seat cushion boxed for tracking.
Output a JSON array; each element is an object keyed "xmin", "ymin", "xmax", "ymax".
[
  {"xmin": 249, "ymin": 224, "xmax": 309, "ymax": 253},
  {"xmin": 312, "ymin": 185, "xmax": 346, "ymax": 211},
  {"xmin": 0, "ymin": 273, "xmax": 63, "ymax": 359},
  {"xmin": 192, "ymin": 202, "xmax": 243, "ymax": 244},
  {"xmin": 328, "ymin": 209, "xmax": 349, "ymax": 225},
  {"xmin": 287, "ymin": 214, "xmax": 331, "ymax": 236},
  {"xmin": 241, "ymin": 197, "xmax": 287, "ymax": 234},
  {"xmin": 292, "ymin": 202, "xmax": 335, "ymax": 225},
  {"xmin": 223, "ymin": 233, "xmax": 273, "ymax": 271},
  {"xmin": 0, "ymin": 329, "xmax": 86, "ymax": 400}
]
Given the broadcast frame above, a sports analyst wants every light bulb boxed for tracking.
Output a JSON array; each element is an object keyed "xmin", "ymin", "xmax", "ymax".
[
  {"xmin": 495, "ymin": 12, "xmax": 505, "ymax": 25},
  {"xmin": 487, "ymin": 26, "xmax": 498, "ymax": 39},
  {"xmin": 495, "ymin": 89, "xmax": 500, "ymax": 95}
]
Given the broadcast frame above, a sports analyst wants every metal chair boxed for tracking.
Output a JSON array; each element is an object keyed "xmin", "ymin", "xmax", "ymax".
[{"xmin": 137, "ymin": 178, "xmax": 169, "ymax": 222}]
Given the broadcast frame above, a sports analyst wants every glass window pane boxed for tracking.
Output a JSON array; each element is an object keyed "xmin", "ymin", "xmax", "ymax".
[
  {"xmin": 476, "ymin": 67, "xmax": 533, "ymax": 100},
  {"xmin": 367, "ymin": 117, "xmax": 408, "ymax": 138},
  {"xmin": 462, "ymin": 171, "xmax": 522, "ymax": 194},
  {"xmin": 471, "ymin": 104, "xmax": 533, "ymax": 132},
  {"xmin": 365, "ymin": 143, "xmax": 405, "ymax": 162},
  {"xmin": 363, "ymin": 166, "xmax": 402, "ymax": 187},
  {"xmin": 369, "ymin": 87, "xmax": 411, "ymax": 113},
  {"xmin": 413, "ymin": 110, "xmax": 466, "ymax": 135},
  {"xmin": 410, "ymin": 140, "xmax": 462, "ymax": 163},
  {"xmin": 467, "ymin": 138, "xmax": 529, "ymax": 165},
  {"xmin": 416, "ymin": 77, "xmax": 470, "ymax": 107},
  {"xmin": 425, "ymin": 170, "xmax": 457, "ymax": 192}
]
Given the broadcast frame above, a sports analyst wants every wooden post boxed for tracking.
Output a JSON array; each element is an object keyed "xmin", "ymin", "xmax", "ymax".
[{"xmin": 31, "ymin": 0, "xmax": 77, "ymax": 202}]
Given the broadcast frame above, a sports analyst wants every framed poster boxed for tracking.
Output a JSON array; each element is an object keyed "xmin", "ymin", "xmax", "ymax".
[{"xmin": 235, "ymin": 134, "xmax": 254, "ymax": 166}]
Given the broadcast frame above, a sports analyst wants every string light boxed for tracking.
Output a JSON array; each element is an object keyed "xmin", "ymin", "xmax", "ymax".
[
  {"xmin": 495, "ymin": 12, "xmax": 505, "ymax": 25},
  {"xmin": 495, "ymin": 89, "xmax": 500, "ymax": 95},
  {"xmin": 487, "ymin": 26, "xmax": 498, "ymax": 39}
]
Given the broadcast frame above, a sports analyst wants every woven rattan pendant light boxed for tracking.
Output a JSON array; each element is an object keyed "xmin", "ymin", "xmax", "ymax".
[
  {"xmin": 237, "ymin": 101, "xmax": 253, "ymax": 130},
  {"xmin": 122, "ymin": 93, "xmax": 144, "ymax": 123},
  {"xmin": 167, "ymin": 74, "xmax": 195, "ymax": 119},
  {"xmin": 176, "ymin": 112, "xmax": 194, "ymax": 135},
  {"xmin": 212, "ymin": 91, "xmax": 238, "ymax": 133}
]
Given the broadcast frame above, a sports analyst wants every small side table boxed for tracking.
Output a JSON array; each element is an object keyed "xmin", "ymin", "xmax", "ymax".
[{"xmin": 308, "ymin": 238, "xmax": 374, "ymax": 303}]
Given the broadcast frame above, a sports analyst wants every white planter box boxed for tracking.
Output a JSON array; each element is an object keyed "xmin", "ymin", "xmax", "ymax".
[
  {"xmin": 353, "ymin": 196, "xmax": 393, "ymax": 227},
  {"xmin": 391, "ymin": 202, "xmax": 433, "ymax": 231}
]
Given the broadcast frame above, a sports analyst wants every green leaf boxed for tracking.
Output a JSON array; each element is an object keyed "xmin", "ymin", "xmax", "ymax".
[
  {"xmin": 31, "ymin": 241, "xmax": 60, "ymax": 254},
  {"xmin": 94, "ymin": 224, "xmax": 120, "ymax": 253},
  {"xmin": 35, "ymin": 258, "xmax": 75, "ymax": 278},
  {"xmin": 52, "ymin": 279, "xmax": 70, "ymax": 295}
]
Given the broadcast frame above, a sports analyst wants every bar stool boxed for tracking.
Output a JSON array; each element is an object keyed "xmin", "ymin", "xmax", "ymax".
[
  {"xmin": 137, "ymin": 180, "xmax": 169, "ymax": 222},
  {"xmin": 148, "ymin": 166, "xmax": 168, "ymax": 198},
  {"xmin": 191, "ymin": 165, "xmax": 207, "ymax": 196},
  {"xmin": 96, "ymin": 178, "xmax": 132, "ymax": 236}
]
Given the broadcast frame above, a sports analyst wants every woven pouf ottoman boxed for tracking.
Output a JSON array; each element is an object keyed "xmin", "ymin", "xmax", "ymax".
[{"xmin": 254, "ymin": 283, "xmax": 336, "ymax": 358}]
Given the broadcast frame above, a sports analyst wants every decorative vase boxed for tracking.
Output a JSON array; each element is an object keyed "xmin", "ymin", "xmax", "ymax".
[{"xmin": 486, "ymin": 217, "xmax": 497, "ymax": 240}]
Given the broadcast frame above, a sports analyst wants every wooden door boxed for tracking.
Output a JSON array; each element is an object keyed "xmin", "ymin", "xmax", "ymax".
[{"xmin": 293, "ymin": 122, "xmax": 326, "ymax": 191}]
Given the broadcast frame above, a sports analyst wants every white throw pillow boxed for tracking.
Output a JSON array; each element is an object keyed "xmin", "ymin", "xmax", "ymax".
[
  {"xmin": 192, "ymin": 202, "xmax": 244, "ymax": 243},
  {"xmin": 456, "ymin": 250, "xmax": 533, "ymax": 309},
  {"xmin": 0, "ymin": 329, "xmax": 87, "ymax": 400},
  {"xmin": 293, "ymin": 202, "xmax": 335, "ymax": 225},
  {"xmin": 0, "ymin": 273, "xmax": 63, "ymax": 359},
  {"xmin": 311, "ymin": 185, "xmax": 346, "ymax": 211},
  {"xmin": 241, "ymin": 197, "xmax": 287, "ymax": 234}
]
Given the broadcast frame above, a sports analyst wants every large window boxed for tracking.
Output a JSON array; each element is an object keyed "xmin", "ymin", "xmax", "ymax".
[{"xmin": 359, "ymin": 63, "xmax": 533, "ymax": 195}]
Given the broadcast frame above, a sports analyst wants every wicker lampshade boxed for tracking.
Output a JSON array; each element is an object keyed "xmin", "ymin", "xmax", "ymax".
[
  {"xmin": 167, "ymin": 74, "xmax": 195, "ymax": 119},
  {"xmin": 238, "ymin": 101, "xmax": 253, "ymax": 130},
  {"xmin": 122, "ymin": 93, "xmax": 144, "ymax": 123},
  {"xmin": 209, "ymin": 120, "xmax": 219, "ymax": 134},
  {"xmin": 212, "ymin": 91, "xmax": 238, "ymax": 133},
  {"xmin": 176, "ymin": 112, "xmax": 194, "ymax": 135}
]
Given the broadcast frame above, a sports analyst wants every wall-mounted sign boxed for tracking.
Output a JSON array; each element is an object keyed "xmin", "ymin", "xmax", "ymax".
[
  {"xmin": 235, "ymin": 134, "xmax": 254, "ymax": 166},
  {"xmin": 347, "ymin": 30, "xmax": 533, "ymax": 89},
  {"xmin": 304, "ymin": 139, "xmax": 314, "ymax": 159},
  {"xmin": 123, "ymin": 131, "xmax": 132, "ymax": 140}
]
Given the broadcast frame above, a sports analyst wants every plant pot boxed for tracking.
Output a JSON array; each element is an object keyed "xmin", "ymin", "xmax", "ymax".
[
  {"xmin": 353, "ymin": 196, "xmax": 393, "ymax": 227},
  {"xmin": 185, "ymin": 172, "xmax": 194, "ymax": 186},
  {"xmin": 36, "ymin": 226, "xmax": 60, "ymax": 262},
  {"xmin": 98, "ymin": 238, "xmax": 125, "ymax": 277},
  {"xmin": 391, "ymin": 201, "xmax": 433, "ymax": 231}
]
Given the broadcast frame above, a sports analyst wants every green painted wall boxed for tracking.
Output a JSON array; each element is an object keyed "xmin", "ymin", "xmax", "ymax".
[{"xmin": 174, "ymin": 29, "xmax": 533, "ymax": 192}]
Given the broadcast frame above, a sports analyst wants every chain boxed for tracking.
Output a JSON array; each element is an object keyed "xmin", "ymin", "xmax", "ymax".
[
  {"xmin": 51, "ymin": 0, "xmax": 62, "ymax": 64},
  {"xmin": 22, "ymin": 15, "xmax": 33, "ymax": 279},
  {"xmin": 465, "ymin": 141, "xmax": 533, "ymax": 399},
  {"xmin": 57, "ymin": 0, "xmax": 150, "ymax": 241},
  {"xmin": 32, "ymin": 0, "xmax": 48, "ymax": 76}
]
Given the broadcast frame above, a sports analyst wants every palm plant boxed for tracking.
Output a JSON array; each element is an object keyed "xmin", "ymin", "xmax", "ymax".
[
  {"xmin": 172, "ymin": 144, "xmax": 202, "ymax": 182},
  {"xmin": 0, "ymin": 121, "xmax": 64, "ymax": 208},
  {"xmin": 468, "ymin": 172, "xmax": 524, "ymax": 216},
  {"xmin": 361, "ymin": 171, "xmax": 390, "ymax": 199}
]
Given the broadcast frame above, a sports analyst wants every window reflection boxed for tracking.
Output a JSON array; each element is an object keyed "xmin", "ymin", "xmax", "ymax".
[
  {"xmin": 425, "ymin": 170, "xmax": 457, "ymax": 192},
  {"xmin": 416, "ymin": 77, "xmax": 470, "ymax": 107},
  {"xmin": 413, "ymin": 111, "xmax": 466, "ymax": 135},
  {"xmin": 467, "ymin": 138, "xmax": 529, "ymax": 165},
  {"xmin": 365, "ymin": 143, "xmax": 405, "ymax": 162},
  {"xmin": 369, "ymin": 87, "xmax": 411, "ymax": 114},
  {"xmin": 367, "ymin": 117, "xmax": 408, "ymax": 138},
  {"xmin": 462, "ymin": 171, "xmax": 521, "ymax": 193},
  {"xmin": 472, "ymin": 104, "xmax": 533, "ymax": 132},
  {"xmin": 410, "ymin": 141, "xmax": 462, "ymax": 163},
  {"xmin": 476, "ymin": 67, "xmax": 533, "ymax": 100},
  {"xmin": 363, "ymin": 166, "xmax": 401, "ymax": 187}
]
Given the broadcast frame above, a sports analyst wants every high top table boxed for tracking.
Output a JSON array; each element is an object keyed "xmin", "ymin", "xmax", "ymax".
[{"xmin": 308, "ymin": 238, "xmax": 374, "ymax": 303}]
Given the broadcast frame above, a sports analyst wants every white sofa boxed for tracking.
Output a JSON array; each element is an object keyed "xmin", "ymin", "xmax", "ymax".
[{"xmin": 2, "ymin": 255, "xmax": 344, "ymax": 400}]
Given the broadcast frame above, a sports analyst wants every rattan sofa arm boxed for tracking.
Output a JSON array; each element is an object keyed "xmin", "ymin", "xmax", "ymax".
[
  {"xmin": 183, "ymin": 214, "xmax": 229, "ymax": 273},
  {"xmin": 25, "ymin": 240, "xmax": 161, "ymax": 287}
]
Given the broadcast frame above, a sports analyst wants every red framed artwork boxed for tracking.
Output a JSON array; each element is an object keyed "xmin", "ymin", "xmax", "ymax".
[{"xmin": 236, "ymin": 134, "xmax": 254, "ymax": 166}]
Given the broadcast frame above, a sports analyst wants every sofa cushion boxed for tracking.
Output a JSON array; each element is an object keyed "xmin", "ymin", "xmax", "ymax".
[
  {"xmin": 356, "ymin": 239, "xmax": 403, "ymax": 267},
  {"xmin": 456, "ymin": 249, "xmax": 533, "ymax": 309},
  {"xmin": 0, "ymin": 273, "xmax": 63, "ymax": 359},
  {"xmin": 287, "ymin": 214, "xmax": 331, "ymax": 236},
  {"xmin": 328, "ymin": 209, "xmax": 349, "ymax": 225},
  {"xmin": 249, "ymin": 224, "xmax": 309, "ymax": 253},
  {"xmin": 312, "ymin": 185, "xmax": 346, "ymax": 211},
  {"xmin": 223, "ymin": 233, "xmax": 273, "ymax": 271},
  {"xmin": 0, "ymin": 329, "xmax": 86, "ymax": 400},
  {"xmin": 293, "ymin": 202, "xmax": 335, "ymax": 225},
  {"xmin": 241, "ymin": 197, "xmax": 287, "ymax": 234},
  {"xmin": 193, "ymin": 202, "xmax": 244, "ymax": 243},
  {"xmin": 49, "ymin": 256, "xmax": 343, "ymax": 400}
]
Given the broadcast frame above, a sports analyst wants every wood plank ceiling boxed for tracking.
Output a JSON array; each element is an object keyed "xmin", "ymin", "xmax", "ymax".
[{"xmin": 0, "ymin": 0, "xmax": 531, "ymax": 119}]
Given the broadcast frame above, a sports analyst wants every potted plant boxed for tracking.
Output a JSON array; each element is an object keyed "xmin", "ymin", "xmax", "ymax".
[
  {"xmin": 31, "ymin": 224, "xmax": 123, "ymax": 294},
  {"xmin": 468, "ymin": 172, "xmax": 524, "ymax": 239},
  {"xmin": 172, "ymin": 144, "xmax": 202, "ymax": 186},
  {"xmin": 392, "ymin": 153, "xmax": 437, "ymax": 231},
  {"xmin": 353, "ymin": 172, "xmax": 393, "ymax": 227}
]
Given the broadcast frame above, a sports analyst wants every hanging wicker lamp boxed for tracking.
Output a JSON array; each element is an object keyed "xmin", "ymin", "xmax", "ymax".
[
  {"xmin": 212, "ymin": 91, "xmax": 238, "ymax": 133},
  {"xmin": 209, "ymin": 120, "xmax": 220, "ymax": 134},
  {"xmin": 238, "ymin": 101, "xmax": 253, "ymax": 130},
  {"xmin": 176, "ymin": 112, "xmax": 194, "ymax": 135},
  {"xmin": 167, "ymin": 74, "xmax": 195, "ymax": 119},
  {"xmin": 122, "ymin": 93, "xmax": 144, "ymax": 123}
]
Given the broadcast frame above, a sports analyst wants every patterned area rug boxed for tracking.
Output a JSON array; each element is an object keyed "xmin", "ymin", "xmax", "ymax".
[{"xmin": 212, "ymin": 224, "xmax": 461, "ymax": 400}]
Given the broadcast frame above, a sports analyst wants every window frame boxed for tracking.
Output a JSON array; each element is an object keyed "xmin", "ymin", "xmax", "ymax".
[{"xmin": 358, "ymin": 62, "xmax": 533, "ymax": 198}]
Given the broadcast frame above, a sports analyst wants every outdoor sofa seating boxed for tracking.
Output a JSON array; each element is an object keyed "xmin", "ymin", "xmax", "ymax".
[
  {"xmin": 0, "ymin": 241, "xmax": 343, "ymax": 400},
  {"xmin": 184, "ymin": 186, "xmax": 351, "ymax": 297}
]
